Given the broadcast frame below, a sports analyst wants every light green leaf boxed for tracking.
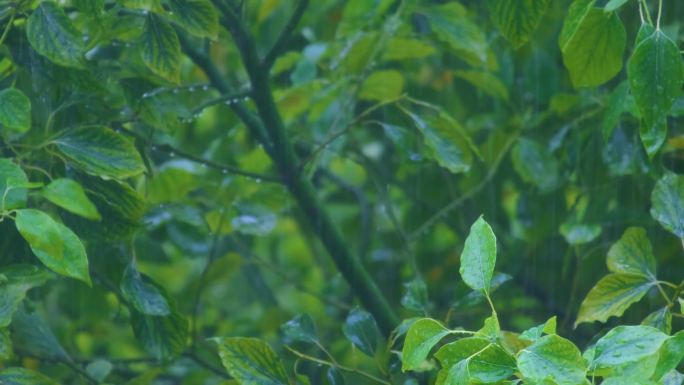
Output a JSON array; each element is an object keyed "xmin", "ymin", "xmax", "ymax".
[
  {"xmin": 73, "ymin": 0, "xmax": 105, "ymax": 15},
  {"xmin": 487, "ymin": 0, "xmax": 550, "ymax": 48},
  {"xmin": 14, "ymin": 209, "xmax": 91, "ymax": 285},
  {"xmin": 642, "ymin": 307, "xmax": 672, "ymax": 335},
  {"xmin": 628, "ymin": 29, "xmax": 684, "ymax": 157},
  {"xmin": 651, "ymin": 173, "xmax": 684, "ymax": 238},
  {"xmin": 460, "ymin": 216, "xmax": 496, "ymax": 294},
  {"xmin": 139, "ymin": 13, "xmax": 182, "ymax": 83},
  {"xmin": 604, "ymin": 0, "xmax": 632, "ymax": 12},
  {"xmin": 438, "ymin": 359, "xmax": 469, "ymax": 385},
  {"xmin": 342, "ymin": 308, "xmax": 379, "ymax": 356},
  {"xmin": 167, "ymin": 0, "xmax": 219, "ymax": 39},
  {"xmin": 121, "ymin": 0, "xmax": 164, "ymax": 12},
  {"xmin": 606, "ymin": 227, "xmax": 657, "ymax": 278},
  {"xmin": 654, "ymin": 331, "xmax": 684, "ymax": 380},
  {"xmin": 560, "ymin": 223, "xmax": 601, "ymax": 245},
  {"xmin": 454, "ymin": 70, "xmax": 509, "ymax": 101},
  {"xmin": 517, "ymin": 334, "xmax": 587, "ymax": 385},
  {"xmin": 559, "ymin": 0, "xmax": 596, "ymax": 48},
  {"xmin": 42, "ymin": 178, "xmax": 101, "ymax": 220},
  {"xmin": 402, "ymin": 318, "xmax": 451, "ymax": 371},
  {"xmin": 435, "ymin": 338, "xmax": 516, "ymax": 383},
  {"xmin": 521, "ymin": 316, "xmax": 557, "ymax": 341},
  {"xmin": 592, "ymin": 325, "xmax": 667, "ymax": 369},
  {"xmin": 383, "ymin": 38, "xmax": 435, "ymax": 61},
  {"xmin": 0, "ymin": 265, "xmax": 51, "ymax": 327},
  {"xmin": 575, "ymin": 273, "xmax": 654, "ymax": 326},
  {"xmin": 213, "ymin": 337, "xmax": 289, "ymax": 385},
  {"xmin": 121, "ymin": 263, "xmax": 171, "ymax": 316},
  {"xmin": 51, "ymin": 126, "xmax": 145, "ymax": 179},
  {"xmin": 0, "ymin": 89, "xmax": 31, "ymax": 133},
  {"xmin": 26, "ymin": 2, "xmax": 85, "ymax": 67},
  {"xmin": 359, "ymin": 70, "xmax": 404, "ymax": 102},
  {"xmin": 561, "ymin": 7, "xmax": 626, "ymax": 88},
  {"xmin": 0, "ymin": 158, "xmax": 28, "ymax": 211},
  {"xmin": 131, "ymin": 308, "xmax": 188, "ymax": 361},
  {"xmin": 402, "ymin": 108, "xmax": 474, "ymax": 174},
  {"xmin": 0, "ymin": 368, "xmax": 60, "ymax": 385},
  {"xmin": 511, "ymin": 137, "xmax": 560, "ymax": 192}
]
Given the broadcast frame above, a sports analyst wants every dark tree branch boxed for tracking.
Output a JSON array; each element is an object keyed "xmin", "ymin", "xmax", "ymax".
[
  {"xmin": 262, "ymin": 0, "xmax": 309, "ymax": 69},
  {"xmin": 198, "ymin": 0, "xmax": 400, "ymax": 334}
]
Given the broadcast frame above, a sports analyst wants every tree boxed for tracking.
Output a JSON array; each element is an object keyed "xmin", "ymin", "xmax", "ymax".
[{"xmin": 0, "ymin": 0, "xmax": 682, "ymax": 384}]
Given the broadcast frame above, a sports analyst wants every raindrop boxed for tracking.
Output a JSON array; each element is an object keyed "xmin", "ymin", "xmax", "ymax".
[
  {"xmin": 173, "ymin": 88, "xmax": 179, "ymax": 94},
  {"xmin": 222, "ymin": 169, "xmax": 228, "ymax": 174},
  {"xmin": 255, "ymin": 178, "xmax": 262, "ymax": 184},
  {"xmin": 202, "ymin": 85, "xmax": 209, "ymax": 91},
  {"xmin": 189, "ymin": 86, "xmax": 195, "ymax": 92},
  {"xmin": 169, "ymin": 151, "xmax": 176, "ymax": 157}
]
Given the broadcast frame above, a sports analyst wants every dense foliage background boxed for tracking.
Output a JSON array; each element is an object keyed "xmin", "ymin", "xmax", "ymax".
[{"xmin": 0, "ymin": 0, "xmax": 683, "ymax": 384}]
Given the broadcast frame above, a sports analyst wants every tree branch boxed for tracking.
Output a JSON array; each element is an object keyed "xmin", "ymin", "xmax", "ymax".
[
  {"xmin": 201, "ymin": 0, "xmax": 400, "ymax": 334},
  {"xmin": 262, "ymin": 0, "xmax": 309, "ymax": 69}
]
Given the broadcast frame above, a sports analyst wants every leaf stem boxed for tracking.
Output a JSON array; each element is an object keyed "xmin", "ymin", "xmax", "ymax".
[
  {"xmin": 285, "ymin": 346, "xmax": 391, "ymax": 385},
  {"xmin": 656, "ymin": 0, "xmax": 663, "ymax": 29},
  {"xmin": 639, "ymin": 0, "xmax": 654, "ymax": 25},
  {"xmin": 0, "ymin": 12, "xmax": 15, "ymax": 47}
]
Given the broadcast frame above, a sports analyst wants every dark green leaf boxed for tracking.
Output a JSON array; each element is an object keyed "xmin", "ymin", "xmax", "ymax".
[
  {"xmin": 120, "ymin": 263, "xmax": 171, "ymax": 316},
  {"xmin": 342, "ymin": 308, "xmax": 379, "ymax": 356},
  {"xmin": 0, "ymin": 265, "xmax": 51, "ymax": 327},
  {"xmin": 0, "ymin": 368, "xmax": 60, "ymax": 385},
  {"xmin": 602, "ymin": 81, "xmax": 631, "ymax": 139},
  {"xmin": 642, "ymin": 307, "xmax": 672, "ymax": 335},
  {"xmin": 401, "ymin": 277, "xmax": 429, "ymax": 312},
  {"xmin": 604, "ymin": 0, "xmax": 632, "ymax": 12},
  {"xmin": 281, "ymin": 314, "xmax": 318, "ymax": 344},
  {"xmin": 139, "ymin": 13, "xmax": 182, "ymax": 83},
  {"xmin": 511, "ymin": 137, "xmax": 560, "ymax": 192},
  {"xmin": 326, "ymin": 367, "xmax": 345, "ymax": 385},
  {"xmin": 51, "ymin": 126, "xmax": 145, "ymax": 179},
  {"xmin": 460, "ymin": 216, "xmax": 497, "ymax": 294},
  {"xmin": 42, "ymin": 178, "xmax": 101, "ymax": 220},
  {"xmin": 26, "ymin": 2, "xmax": 85, "ymax": 67},
  {"xmin": 12, "ymin": 309, "xmax": 71, "ymax": 363},
  {"xmin": 487, "ymin": 0, "xmax": 550, "ymax": 48},
  {"xmin": 131, "ymin": 308, "xmax": 188, "ymax": 361},
  {"xmin": 167, "ymin": 0, "xmax": 219, "ymax": 39},
  {"xmin": 0, "ymin": 89, "xmax": 31, "ymax": 133},
  {"xmin": 0, "ymin": 328, "xmax": 10, "ymax": 360},
  {"xmin": 213, "ymin": 337, "xmax": 289, "ymax": 385},
  {"xmin": 435, "ymin": 338, "xmax": 516, "ymax": 383},
  {"xmin": 14, "ymin": 209, "xmax": 91, "ymax": 285}
]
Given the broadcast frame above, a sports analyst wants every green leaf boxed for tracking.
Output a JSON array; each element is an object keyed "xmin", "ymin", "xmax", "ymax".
[
  {"xmin": 438, "ymin": 359, "xmax": 469, "ymax": 385},
  {"xmin": 642, "ymin": 307, "xmax": 672, "ymax": 335},
  {"xmin": 454, "ymin": 70, "xmax": 509, "ymax": 101},
  {"xmin": 131, "ymin": 308, "xmax": 188, "ymax": 361},
  {"xmin": 651, "ymin": 173, "xmax": 684, "ymax": 238},
  {"xmin": 51, "ymin": 126, "xmax": 145, "ymax": 179},
  {"xmin": 559, "ymin": 0, "xmax": 596, "ymax": 48},
  {"xmin": 120, "ymin": 262, "xmax": 171, "ymax": 316},
  {"xmin": 460, "ymin": 216, "xmax": 497, "ymax": 294},
  {"xmin": 402, "ymin": 318, "xmax": 451, "ymax": 371},
  {"xmin": 166, "ymin": 0, "xmax": 219, "ymax": 39},
  {"xmin": 122, "ymin": 0, "xmax": 164, "ymax": 12},
  {"xmin": 12, "ymin": 309, "xmax": 71, "ymax": 362},
  {"xmin": 342, "ymin": 308, "xmax": 379, "ymax": 356},
  {"xmin": 517, "ymin": 334, "xmax": 587, "ymax": 385},
  {"xmin": 359, "ymin": 70, "xmax": 404, "ymax": 102},
  {"xmin": 602, "ymin": 81, "xmax": 631, "ymax": 139},
  {"xmin": 654, "ymin": 331, "xmax": 684, "ymax": 380},
  {"xmin": 213, "ymin": 337, "xmax": 289, "ymax": 385},
  {"xmin": 521, "ymin": 316, "xmax": 557, "ymax": 341},
  {"xmin": 435, "ymin": 338, "xmax": 516, "ymax": 383},
  {"xmin": 511, "ymin": 137, "xmax": 560, "ymax": 192},
  {"xmin": 280, "ymin": 314, "xmax": 318, "ymax": 344},
  {"xmin": 0, "ymin": 368, "xmax": 60, "ymax": 385},
  {"xmin": 42, "ymin": 178, "xmax": 101, "ymax": 220},
  {"xmin": 628, "ymin": 29, "xmax": 684, "ymax": 156},
  {"xmin": 0, "ymin": 89, "xmax": 31, "ymax": 133},
  {"xmin": 383, "ymin": 38, "xmax": 435, "ymax": 61},
  {"xmin": 85, "ymin": 359, "xmax": 113, "ymax": 382},
  {"xmin": 604, "ymin": 0, "xmax": 632, "ymax": 12},
  {"xmin": 73, "ymin": 0, "xmax": 105, "ymax": 15},
  {"xmin": 0, "ymin": 158, "xmax": 28, "ymax": 211},
  {"xmin": 401, "ymin": 277, "xmax": 429, "ymax": 312},
  {"xmin": 559, "ymin": 223, "xmax": 601, "ymax": 245},
  {"xmin": 0, "ymin": 265, "xmax": 51, "ymax": 327},
  {"xmin": 561, "ymin": 7, "xmax": 626, "ymax": 88},
  {"xmin": 575, "ymin": 273, "xmax": 654, "ymax": 326},
  {"xmin": 402, "ymin": 108, "xmax": 474, "ymax": 174},
  {"xmin": 423, "ymin": 3, "xmax": 493, "ymax": 69},
  {"xmin": 592, "ymin": 325, "xmax": 668, "ymax": 369},
  {"xmin": 139, "ymin": 13, "xmax": 182, "ymax": 83},
  {"xmin": 26, "ymin": 2, "xmax": 85, "ymax": 67},
  {"xmin": 487, "ymin": 0, "xmax": 550, "ymax": 48},
  {"xmin": 0, "ymin": 328, "xmax": 11, "ymax": 360},
  {"xmin": 326, "ymin": 367, "xmax": 345, "ymax": 385},
  {"xmin": 606, "ymin": 227, "xmax": 657, "ymax": 278},
  {"xmin": 14, "ymin": 209, "xmax": 91, "ymax": 285}
]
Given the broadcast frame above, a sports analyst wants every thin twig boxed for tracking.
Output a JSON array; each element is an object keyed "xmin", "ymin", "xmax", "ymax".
[
  {"xmin": 285, "ymin": 346, "xmax": 391, "ymax": 385},
  {"xmin": 262, "ymin": 0, "xmax": 309, "ymax": 69}
]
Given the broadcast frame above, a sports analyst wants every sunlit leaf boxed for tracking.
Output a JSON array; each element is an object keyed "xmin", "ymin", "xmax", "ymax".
[
  {"xmin": 42, "ymin": 179, "xmax": 101, "ymax": 220},
  {"xmin": 213, "ymin": 337, "xmax": 289, "ymax": 385},
  {"xmin": 0, "ymin": 89, "xmax": 31, "ymax": 133}
]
